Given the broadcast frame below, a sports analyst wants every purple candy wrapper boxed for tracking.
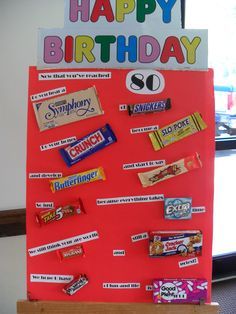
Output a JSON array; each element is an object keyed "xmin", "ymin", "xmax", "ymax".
[{"xmin": 153, "ymin": 279, "xmax": 207, "ymax": 304}]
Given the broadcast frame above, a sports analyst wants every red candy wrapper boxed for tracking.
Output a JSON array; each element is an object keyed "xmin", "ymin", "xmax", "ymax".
[
  {"xmin": 63, "ymin": 274, "xmax": 88, "ymax": 296},
  {"xmin": 57, "ymin": 245, "xmax": 85, "ymax": 262},
  {"xmin": 36, "ymin": 199, "xmax": 85, "ymax": 226}
]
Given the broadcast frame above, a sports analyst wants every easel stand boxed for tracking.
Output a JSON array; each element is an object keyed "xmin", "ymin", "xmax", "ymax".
[{"xmin": 17, "ymin": 301, "xmax": 219, "ymax": 314}]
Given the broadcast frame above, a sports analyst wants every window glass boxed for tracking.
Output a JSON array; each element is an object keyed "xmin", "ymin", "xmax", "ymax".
[{"xmin": 186, "ymin": 0, "xmax": 236, "ymax": 138}]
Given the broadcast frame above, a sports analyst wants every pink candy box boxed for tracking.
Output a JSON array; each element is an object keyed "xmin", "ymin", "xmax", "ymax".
[{"xmin": 153, "ymin": 279, "xmax": 207, "ymax": 304}]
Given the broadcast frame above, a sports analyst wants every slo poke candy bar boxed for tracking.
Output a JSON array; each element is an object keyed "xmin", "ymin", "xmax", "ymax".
[
  {"xmin": 60, "ymin": 124, "xmax": 117, "ymax": 167},
  {"xmin": 63, "ymin": 274, "xmax": 88, "ymax": 296},
  {"xmin": 57, "ymin": 245, "xmax": 85, "ymax": 262},
  {"xmin": 50, "ymin": 167, "xmax": 105, "ymax": 193},
  {"xmin": 138, "ymin": 153, "xmax": 202, "ymax": 187},
  {"xmin": 33, "ymin": 86, "xmax": 103, "ymax": 131},
  {"xmin": 153, "ymin": 279, "xmax": 207, "ymax": 304},
  {"xmin": 149, "ymin": 230, "xmax": 203, "ymax": 257},
  {"xmin": 164, "ymin": 198, "xmax": 192, "ymax": 220},
  {"xmin": 149, "ymin": 112, "xmax": 207, "ymax": 151},
  {"xmin": 128, "ymin": 99, "xmax": 171, "ymax": 116},
  {"xmin": 36, "ymin": 199, "xmax": 85, "ymax": 226}
]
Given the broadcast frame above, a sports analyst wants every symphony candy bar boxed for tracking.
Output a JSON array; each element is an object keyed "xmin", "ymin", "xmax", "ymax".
[
  {"xmin": 149, "ymin": 231, "xmax": 203, "ymax": 258},
  {"xmin": 127, "ymin": 99, "xmax": 171, "ymax": 116},
  {"xmin": 57, "ymin": 245, "xmax": 85, "ymax": 262},
  {"xmin": 149, "ymin": 112, "xmax": 207, "ymax": 151},
  {"xmin": 36, "ymin": 199, "xmax": 85, "ymax": 226},
  {"xmin": 33, "ymin": 86, "xmax": 103, "ymax": 131},
  {"xmin": 138, "ymin": 153, "xmax": 202, "ymax": 187},
  {"xmin": 60, "ymin": 124, "xmax": 117, "ymax": 167},
  {"xmin": 50, "ymin": 167, "xmax": 105, "ymax": 193},
  {"xmin": 164, "ymin": 198, "xmax": 192, "ymax": 220},
  {"xmin": 63, "ymin": 274, "xmax": 88, "ymax": 296},
  {"xmin": 153, "ymin": 279, "xmax": 207, "ymax": 304}
]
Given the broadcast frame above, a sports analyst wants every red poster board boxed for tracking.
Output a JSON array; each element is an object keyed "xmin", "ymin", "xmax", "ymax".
[{"xmin": 26, "ymin": 67, "xmax": 215, "ymax": 302}]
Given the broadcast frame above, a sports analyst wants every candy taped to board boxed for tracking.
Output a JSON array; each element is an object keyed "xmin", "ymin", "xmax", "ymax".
[
  {"xmin": 138, "ymin": 153, "xmax": 202, "ymax": 187},
  {"xmin": 153, "ymin": 279, "xmax": 207, "ymax": 304},
  {"xmin": 149, "ymin": 112, "xmax": 207, "ymax": 151},
  {"xmin": 60, "ymin": 124, "xmax": 117, "ymax": 167},
  {"xmin": 33, "ymin": 86, "xmax": 103, "ymax": 131}
]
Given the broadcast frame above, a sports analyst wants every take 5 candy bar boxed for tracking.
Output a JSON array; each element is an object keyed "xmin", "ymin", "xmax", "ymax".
[
  {"xmin": 60, "ymin": 124, "xmax": 117, "ymax": 167},
  {"xmin": 33, "ymin": 86, "xmax": 103, "ymax": 131},
  {"xmin": 127, "ymin": 99, "xmax": 171, "ymax": 116},
  {"xmin": 138, "ymin": 153, "xmax": 202, "ymax": 187},
  {"xmin": 149, "ymin": 230, "xmax": 203, "ymax": 258},
  {"xmin": 153, "ymin": 279, "xmax": 207, "ymax": 304},
  {"xmin": 36, "ymin": 199, "xmax": 85, "ymax": 226},
  {"xmin": 149, "ymin": 112, "xmax": 207, "ymax": 151}
]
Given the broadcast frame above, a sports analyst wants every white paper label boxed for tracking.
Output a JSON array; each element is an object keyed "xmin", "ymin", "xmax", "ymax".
[
  {"xmin": 28, "ymin": 231, "xmax": 99, "ymax": 257},
  {"xmin": 103, "ymin": 283, "xmax": 140, "ymax": 289},
  {"xmin": 130, "ymin": 125, "xmax": 159, "ymax": 134},
  {"xmin": 146, "ymin": 285, "xmax": 153, "ymax": 291},
  {"xmin": 30, "ymin": 87, "xmax": 66, "ymax": 102},
  {"xmin": 179, "ymin": 257, "xmax": 199, "ymax": 268},
  {"xmin": 35, "ymin": 202, "xmax": 54, "ymax": 209},
  {"xmin": 96, "ymin": 194, "xmax": 164, "ymax": 206},
  {"xmin": 38, "ymin": 72, "xmax": 112, "ymax": 80},
  {"xmin": 113, "ymin": 250, "xmax": 126, "ymax": 257},
  {"xmin": 131, "ymin": 232, "xmax": 149, "ymax": 243},
  {"xmin": 123, "ymin": 160, "xmax": 165, "ymax": 170},
  {"xmin": 29, "ymin": 173, "xmax": 62, "ymax": 179},
  {"xmin": 30, "ymin": 274, "xmax": 73, "ymax": 283},
  {"xmin": 192, "ymin": 207, "xmax": 206, "ymax": 214},
  {"xmin": 119, "ymin": 104, "xmax": 127, "ymax": 111},
  {"xmin": 40, "ymin": 137, "xmax": 77, "ymax": 151}
]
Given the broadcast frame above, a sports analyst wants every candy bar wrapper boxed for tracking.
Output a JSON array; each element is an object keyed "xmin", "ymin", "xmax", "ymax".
[
  {"xmin": 50, "ymin": 167, "xmax": 106, "ymax": 193},
  {"xmin": 36, "ymin": 199, "xmax": 85, "ymax": 226},
  {"xmin": 128, "ymin": 99, "xmax": 171, "ymax": 116},
  {"xmin": 164, "ymin": 198, "xmax": 192, "ymax": 220},
  {"xmin": 63, "ymin": 274, "xmax": 88, "ymax": 296},
  {"xmin": 57, "ymin": 245, "xmax": 85, "ymax": 262},
  {"xmin": 153, "ymin": 279, "xmax": 207, "ymax": 304},
  {"xmin": 149, "ymin": 112, "xmax": 207, "ymax": 151},
  {"xmin": 33, "ymin": 86, "xmax": 103, "ymax": 131},
  {"xmin": 149, "ymin": 231, "xmax": 203, "ymax": 257},
  {"xmin": 138, "ymin": 153, "xmax": 202, "ymax": 187},
  {"xmin": 60, "ymin": 124, "xmax": 117, "ymax": 167}
]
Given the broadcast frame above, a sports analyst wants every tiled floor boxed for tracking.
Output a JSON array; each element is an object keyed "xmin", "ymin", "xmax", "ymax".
[{"xmin": 212, "ymin": 279, "xmax": 236, "ymax": 314}]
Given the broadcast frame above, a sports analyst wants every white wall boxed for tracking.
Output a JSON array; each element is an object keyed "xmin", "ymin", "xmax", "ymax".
[
  {"xmin": 0, "ymin": 1, "xmax": 63, "ymax": 313},
  {"xmin": 0, "ymin": 0, "xmax": 64, "ymax": 210}
]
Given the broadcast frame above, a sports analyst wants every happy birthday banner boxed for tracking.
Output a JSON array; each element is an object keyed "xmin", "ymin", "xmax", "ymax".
[{"xmin": 37, "ymin": 0, "xmax": 208, "ymax": 69}]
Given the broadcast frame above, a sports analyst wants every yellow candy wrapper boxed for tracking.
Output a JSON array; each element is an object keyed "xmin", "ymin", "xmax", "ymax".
[
  {"xmin": 50, "ymin": 167, "xmax": 106, "ymax": 193},
  {"xmin": 149, "ymin": 112, "xmax": 207, "ymax": 151}
]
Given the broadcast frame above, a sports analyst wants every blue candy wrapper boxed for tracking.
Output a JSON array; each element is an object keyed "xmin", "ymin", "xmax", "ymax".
[
  {"xmin": 164, "ymin": 198, "xmax": 192, "ymax": 219},
  {"xmin": 60, "ymin": 124, "xmax": 117, "ymax": 167}
]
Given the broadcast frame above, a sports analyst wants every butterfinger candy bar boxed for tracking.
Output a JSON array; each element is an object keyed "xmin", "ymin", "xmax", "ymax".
[
  {"xmin": 33, "ymin": 86, "xmax": 103, "ymax": 131},
  {"xmin": 138, "ymin": 153, "xmax": 202, "ymax": 187},
  {"xmin": 128, "ymin": 99, "xmax": 171, "ymax": 116},
  {"xmin": 36, "ymin": 199, "xmax": 85, "ymax": 226},
  {"xmin": 149, "ymin": 112, "xmax": 207, "ymax": 151},
  {"xmin": 50, "ymin": 167, "xmax": 106, "ymax": 193},
  {"xmin": 63, "ymin": 274, "xmax": 88, "ymax": 296},
  {"xmin": 149, "ymin": 230, "xmax": 203, "ymax": 257},
  {"xmin": 57, "ymin": 245, "xmax": 85, "ymax": 262},
  {"xmin": 60, "ymin": 124, "xmax": 117, "ymax": 167},
  {"xmin": 153, "ymin": 279, "xmax": 207, "ymax": 304}
]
